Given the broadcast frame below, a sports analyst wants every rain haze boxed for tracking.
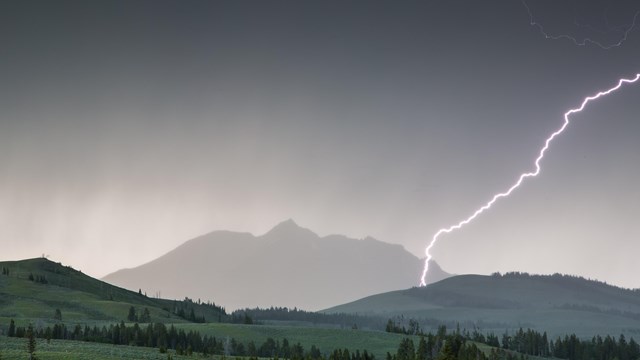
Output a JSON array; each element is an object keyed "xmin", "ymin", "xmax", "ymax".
[{"xmin": 2, "ymin": 0, "xmax": 640, "ymax": 289}]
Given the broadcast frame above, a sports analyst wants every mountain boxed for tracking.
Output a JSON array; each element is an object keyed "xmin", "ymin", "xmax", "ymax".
[
  {"xmin": 103, "ymin": 219, "xmax": 450, "ymax": 311},
  {"xmin": 0, "ymin": 257, "xmax": 225, "ymax": 324},
  {"xmin": 323, "ymin": 272, "xmax": 640, "ymax": 338}
]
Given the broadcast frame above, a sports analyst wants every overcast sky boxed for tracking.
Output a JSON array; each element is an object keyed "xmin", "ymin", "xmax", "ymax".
[{"xmin": 2, "ymin": 0, "xmax": 640, "ymax": 288}]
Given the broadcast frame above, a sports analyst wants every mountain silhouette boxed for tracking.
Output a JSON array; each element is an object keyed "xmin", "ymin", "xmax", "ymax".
[{"xmin": 103, "ymin": 219, "xmax": 450, "ymax": 310}]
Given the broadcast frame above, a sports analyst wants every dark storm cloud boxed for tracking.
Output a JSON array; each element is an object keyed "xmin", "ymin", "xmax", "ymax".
[{"xmin": 1, "ymin": 0, "xmax": 639, "ymax": 288}]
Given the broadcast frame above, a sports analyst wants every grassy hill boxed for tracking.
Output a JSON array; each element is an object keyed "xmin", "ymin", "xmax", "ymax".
[
  {"xmin": 0, "ymin": 257, "xmax": 226, "ymax": 327},
  {"xmin": 0, "ymin": 327, "xmax": 553, "ymax": 360},
  {"xmin": 323, "ymin": 272, "xmax": 640, "ymax": 338}
]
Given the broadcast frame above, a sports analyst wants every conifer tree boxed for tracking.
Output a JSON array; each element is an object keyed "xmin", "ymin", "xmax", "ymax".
[
  {"xmin": 26, "ymin": 323, "xmax": 36, "ymax": 360},
  {"xmin": 8, "ymin": 319, "xmax": 15, "ymax": 337},
  {"xmin": 127, "ymin": 306, "xmax": 137, "ymax": 322},
  {"xmin": 54, "ymin": 308, "xmax": 62, "ymax": 321}
]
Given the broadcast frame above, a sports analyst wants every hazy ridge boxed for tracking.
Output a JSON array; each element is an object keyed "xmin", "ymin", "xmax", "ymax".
[
  {"xmin": 324, "ymin": 272, "xmax": 640, "ymax": 338},
  {"xmin": 103, "ymin": 219, "xmax": 450, "ymax": 311}
]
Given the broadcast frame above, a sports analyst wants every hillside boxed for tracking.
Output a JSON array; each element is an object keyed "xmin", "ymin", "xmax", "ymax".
[
  {"xmin": 324, "ymin": 272, "xmax": 640, "ymax": 338},
  {"xmin": 0, "ymin": 259, "xmax": 448, "ymax": 360},
  {"xmin": 103, "ymin": 219, "xmax": 450, "ymax": 311},
  {"xmin": 0, "ymin": 258, "xmax": 226, "ymax": 326}
]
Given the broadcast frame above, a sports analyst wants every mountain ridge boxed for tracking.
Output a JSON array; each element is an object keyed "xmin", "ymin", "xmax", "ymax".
[
  {"xmin": 103, "ymin": 219, "xmax": 451, "ymax": 311},
  {"xmin": 323, "ymin": 271, "xmax": 640, "ymax": 338}
]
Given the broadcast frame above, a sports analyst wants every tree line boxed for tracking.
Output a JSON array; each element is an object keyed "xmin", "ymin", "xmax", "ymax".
[
  {"xmin": 385, "ymin": 320, "xmax": 640, "ymax": 360},
  {"xmin": 485, "ymin": 327, "xmax": 640, "ymax": 360},
  {"xmin": 467, "ymin": 326, "xmax": 639, "ymax": 360},
  {"xmin": 5, "ymin": 320, "xmax": 367, "ymax": 359},
  {"xmin": 389, "ymin": 326, "xmax": 525, "ymax": 360},
  {"xmin": 230, "ymin": 307, "xmax": 386, "ymax": 330}
]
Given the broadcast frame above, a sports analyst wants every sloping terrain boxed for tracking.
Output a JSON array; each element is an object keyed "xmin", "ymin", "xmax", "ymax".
[
  {"xmin": 324, "ymin": 272, "xmax": 640, "ymax": 338},
  {"xmin": 0, "ymin": 258, "xmax": 225, "ymax": 326}
]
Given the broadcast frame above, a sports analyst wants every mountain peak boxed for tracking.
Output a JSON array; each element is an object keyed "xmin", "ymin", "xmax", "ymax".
[
  {"xmin": 103, "ymin": 220, "xmax": 450, "ymax": 310},
  {"xmin": 262, "ymin": 219, "xmax": 317, "ymax": 239},
  {"xmin": 277, "ymin": 218, "xmax": 299, "ymax": 228}
]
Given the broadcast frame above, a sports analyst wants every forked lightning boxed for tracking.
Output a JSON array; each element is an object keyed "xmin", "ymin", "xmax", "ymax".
[{"xmin": 420, "ymin": 73, "xmax": 640, "ymax": 286}]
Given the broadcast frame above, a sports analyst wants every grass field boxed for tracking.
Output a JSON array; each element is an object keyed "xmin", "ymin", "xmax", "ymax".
[
  {"xmin": 0, "ymin": 321, "xmax": 416, "ymax": 359},
  {"xmin": 0, "ymin": 336, "xmax": 195, "ymax": 360},
  {"xmin": 0, "ymin": 334, "xmax": 552, "ymax": 360},
  {"xmin": 175, "ymin": 322, "xmax": 413, "ymax": 359}
]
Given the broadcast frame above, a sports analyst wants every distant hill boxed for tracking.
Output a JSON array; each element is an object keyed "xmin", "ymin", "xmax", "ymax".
[
  {"xmin": 0, "ymin": 257, "xmax": 226, "ymax": 325},
  {"xmin": 103, "ymin": 219, "xmax": 450, "ymax": 311},
  {"xmin": 323, "ymin": 272, "xmax": 640, "ymax": 338}
]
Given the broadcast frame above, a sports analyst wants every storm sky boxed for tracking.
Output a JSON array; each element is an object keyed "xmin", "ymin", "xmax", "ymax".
[{"xmin": 2, "ymin": 0, "xmax": 640, "ymax": 287}]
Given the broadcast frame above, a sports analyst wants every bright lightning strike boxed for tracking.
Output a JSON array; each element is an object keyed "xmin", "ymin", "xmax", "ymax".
[
  {"xmin": 521, "ymin": 0, "xmax": 640, "ymax": 49},
  {"xmin": 420, "ymin": 73, "xmax": 640, "ymax": 287}
]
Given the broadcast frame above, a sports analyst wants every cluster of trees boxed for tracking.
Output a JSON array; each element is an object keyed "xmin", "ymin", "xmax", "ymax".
[
  {"xmin": 496, "ymin": 328, "xmax": 550, "ymax": 357},
  {"xmin": 231, "ymin": 312, "xmax": 254, "ymax": 324},
  {"xmin": 550, "ymin": 333, "xmax": 640, "ymax": 360},
  {"xmin": 468, "ymin": 331, "xmax": 500, "ymax": 348},
  {"xmin": 387, "ymin": 321, "xmax": 640, "ymax": 360},
  {"xmin": 170, "ymin": 298, "xmax": 211, "ymax": 323},
  {"xmin": 328, "ymin": 348, "xmax": 374, "ymax": 360},
  {"xmin": 244, "ymin": 337, "xmax": 323, "ymax": 359},
  {"xmin": 127, "ymin": 306, "xmax": 151, "ymax": 323},
  {"xmin": 231, "ymin": 307, "xmax": 385, "ymax": 330},
  {"xmin": 173, "ymin": 307, "xmax": 204, "ymax": 323},
  {"xmin": 385, "ymin": 318, "xmax": 422, "ymax": 335},
  {"xmin": 470, "ymin": 327, "xmax": 640, "ymax": 360},
  {"xmin": 388, "ymin": 327, "xmax": 521, "ymax": 360},
  {"xmin": 27, "ymin": 273, "xmax": 48, "ymax": 284}
]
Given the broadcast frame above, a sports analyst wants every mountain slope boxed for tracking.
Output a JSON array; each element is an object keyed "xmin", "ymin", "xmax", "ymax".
[
  {"xmin": 0, "ymin": 257, "xmax": 225, "ymax": 325},
  {"xmin": 103, "ymin": 220, "xmax": 450, "ymax": 311},
  {"xmin": 323, "ymin": 272, "xmax": 640, "ymax": 337}
]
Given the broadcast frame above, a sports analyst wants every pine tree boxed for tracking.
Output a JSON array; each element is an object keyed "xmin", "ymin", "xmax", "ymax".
[
  {"xmin": 140, "ymin": 307, "xmax": 151, "ymax": 322},
  {"xmin": 437, "ymin": 339, "xmax": 455, "ymax": 360},
  {"xmin": 397, "ymin": 338, "xmax": 415, "ymax": 360},
  {"xmin": 26, "ymin": 323, "xmax": 36, "ymax": 360},
  {"xmin": 7, "ymin": 319, "xmax": 17, "ymax": 337},
  {"xmin": 417, "ymin": 336, "xmax": 428, "ymax": 360},
  {"xmin": 54, "ymin": 308, "xmax": 62, "ymax": 321},
  {"xmin": 127, "ymin": 306, "xmax": 137, "ymax": 322}
]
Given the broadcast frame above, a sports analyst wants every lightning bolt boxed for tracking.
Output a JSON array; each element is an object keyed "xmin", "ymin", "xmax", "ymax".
[
  {"xmin": 420, "ymin": 73, "xmax": 640, "ymax": 286},
  {"xmin": 521, "ymin": 0, "xmax": 640, "ymax": 49}
]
